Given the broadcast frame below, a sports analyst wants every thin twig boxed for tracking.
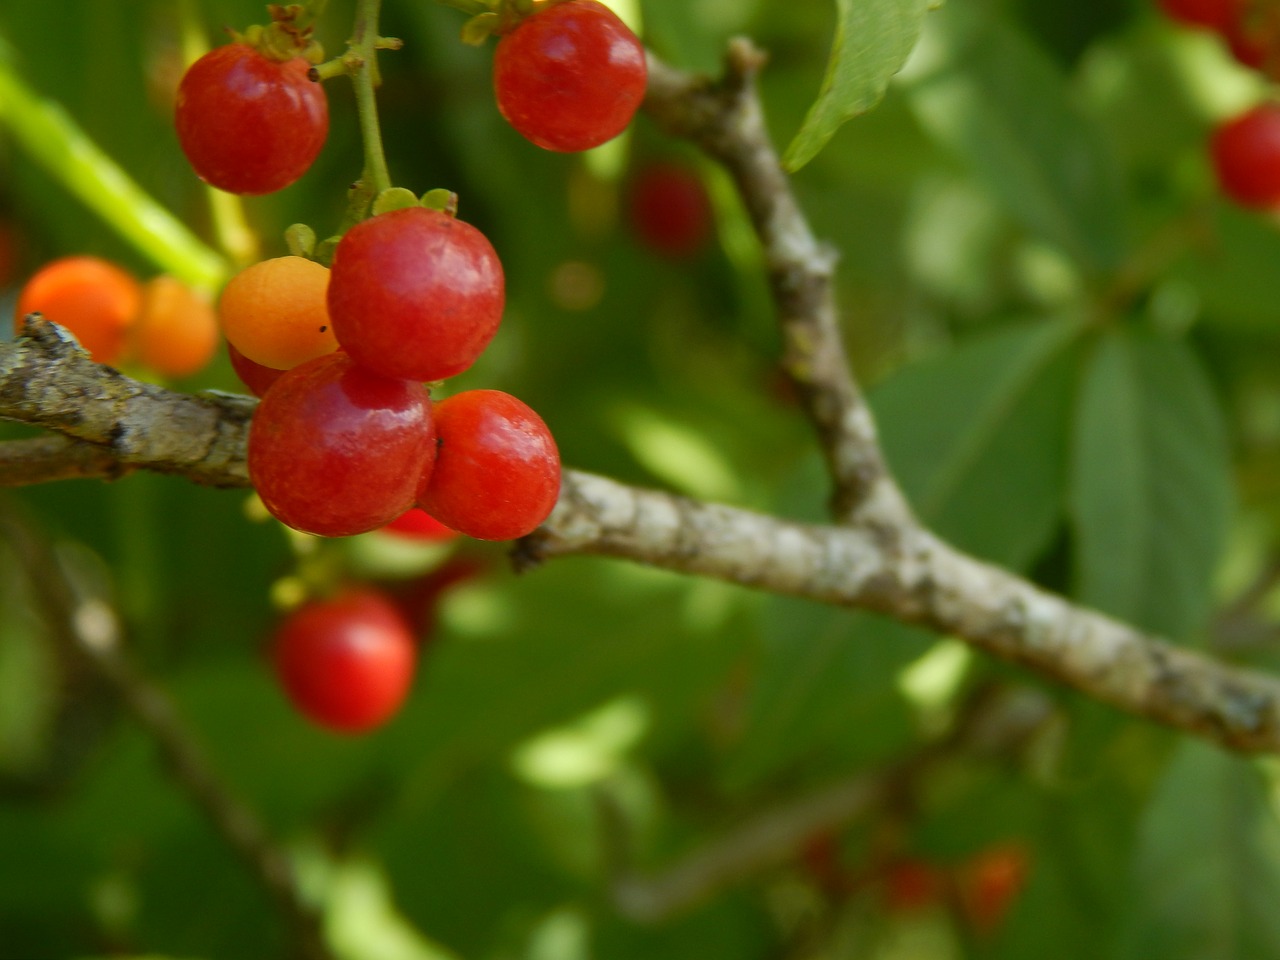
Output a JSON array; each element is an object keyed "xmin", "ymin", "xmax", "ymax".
[
  {"xmin": 0, "ymin": 503, "xmax": 334, "ymax": 960},
  {"xmin": 0, "ymin": 44, "xmax": 1278, "ymax": 760},
  {"xmin": 609, "ymin": 685, "xmax": 1052, "ymax": 922},
  {"xmin": 642, "ymin": 44, "xmax": 910, "ymax": 526}
]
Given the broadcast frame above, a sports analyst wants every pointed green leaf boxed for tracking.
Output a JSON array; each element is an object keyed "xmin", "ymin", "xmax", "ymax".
[
  {"xmin": 724, "ymin": 603, "xmax": 924, "ymax": 790},
  {"xmin": 904, "ymin": 4, "xmax": 1127, "ymax": 273},
  {"xmin": 872, "ymin": 318, "xmax": 1081, "ymax": 571},
  {"xmin": 1070, "ymin": 329, "xmax": 1232, "ymax": 639},
  {"xmin": 782, "ymin": 0, "xmax": 935, "ymax": 171},
  {"xmin": 1118, "ymin": 741, "xmax": 1280, "ymax": 959}
]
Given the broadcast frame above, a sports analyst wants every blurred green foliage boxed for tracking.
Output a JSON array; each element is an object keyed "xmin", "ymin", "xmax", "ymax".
[{"xmin": 0, "ymin": 0, "xmax": 1279, "ymax": 958}]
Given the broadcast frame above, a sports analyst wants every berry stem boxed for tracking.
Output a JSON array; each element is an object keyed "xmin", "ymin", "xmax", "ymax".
[{"xmin": 349, "ymin": 0, "xmax": 394, "ymax": 201}]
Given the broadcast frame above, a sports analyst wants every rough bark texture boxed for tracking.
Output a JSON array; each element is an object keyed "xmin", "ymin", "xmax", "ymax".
[{"xmin": 1, "ymin": 46, "xmax": 1277, "ymax": 761}]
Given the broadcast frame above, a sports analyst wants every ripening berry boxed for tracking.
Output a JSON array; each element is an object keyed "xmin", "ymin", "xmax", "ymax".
[
  {"xmin": 129, "ymin": 276, "xmax": 219, "ymax": 377},
  {"xmin": 272, "ymin": 588, "xmax": 417, "ymax": 733},
  {"xmin": 1211, "ymin": 103, "xmax": 1280, "ymax": 208},
  {"xmin": 15, "ymin": 256, "xmax": 141, "ymax": 365},
  {"xmin": 327, "ymin": 207, "xmax": 504, "ymax": 383},
  {"xmin": 493, "ymin": 0, "xmax": 648, "ymax": 152},
  {"xmin": 218, "ymin": 256, "xmax": 336, "ymax": 371},
  {"xmin": 175, "ymin": 43, "xmax": 328, "ymax": 195}
]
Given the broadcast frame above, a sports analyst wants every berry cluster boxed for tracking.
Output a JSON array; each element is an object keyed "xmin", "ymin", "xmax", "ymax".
[
  {"xmin": 170, "ymin": 12, "xmax": 565, "ymax": 544},
  {"xmin": 13, "ymin": 255, "xmax": 218, "ymax": 377},
  {"xmin": 1158, "ymin": 0, "xmax": 1280, "ymax": 208},
  {"xmin": 221, "ymin": 204, "xmax": 560, "ymax": 542}
]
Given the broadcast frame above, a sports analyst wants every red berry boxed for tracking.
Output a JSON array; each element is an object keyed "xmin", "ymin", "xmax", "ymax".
[
  {"xmin": 627, "ymin": 161, "xmax": 713, "ymax": 259},
  {"xmin": 228, "ymin": 341, "xmax": 285, "ymax": 397},
  {"xmin": 175, "ymin": 43, "xmax": 328, "ymax": 195},
  {"xmin": 419, "ymin": 390, "xmax": 560, "ymax": 541},
  {"xmin": 1157, "ymin": 0, "xmax": 1242, "ymax": 30},
  {"xmin": 272, "ymin": 589, "xmax": 416, "ymax": 733},
  {"xmin": 1211, "ymin": 103, "xmax": 1280, "ymax": 208},
  {"xmin": 248, "ymin": 351, "xmax": 436, "ymax": 537},
  {"xmin": 493, "ymin": 0, "xmax": 647, "ymax": 152},
  {"xmin": 327, "ymin": 207, "xmax": 505, "ymax": 382},
  {"xmin": 1221, "ymin": 6, "xmax": 1280, "ymax": 74},
  {"xmin": 380, "ymin": 507, "xmax": 459, "ymax": 541}
]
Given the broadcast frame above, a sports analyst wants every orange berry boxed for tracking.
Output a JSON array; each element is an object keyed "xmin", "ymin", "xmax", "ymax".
[
  {"xmin": 130, "ymin": 276, "xmax": 219, "ymax": 378},
  {"xmin": 217, "ymin": 256, "xmax": 336, "ymax": 370},
  {"xmin": 15, "ymin": 256, "xmax": 141, "ymax": 365},
  {"xmin": 959, "ymin": 841, "xmax": 1030, "ymax": 935}
]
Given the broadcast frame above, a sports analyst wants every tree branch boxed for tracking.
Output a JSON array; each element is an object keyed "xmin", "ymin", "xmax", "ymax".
[
  {"xmin": 0, "ymin": 41, "xmax": 1277, "ymax": 762},
  {"xmin": 0, "ymin": 502, "xmax": 333, "ymax": 960},
  {"xmin": 643, "ymin": 42, "xmax": 910, "ymax": 526},
  {"xmin": 0, "ymin": 315, "xmax": 253, "ymax": 487}
]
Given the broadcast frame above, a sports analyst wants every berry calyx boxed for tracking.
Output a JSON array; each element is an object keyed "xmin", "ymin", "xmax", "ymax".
[
  {"xmin": 248, "ymin": 351, "xmax": 437, "ymax": 537},
  {"xmin": 175, "ymin": 43, "xmax": 328, "ymax": 195},
  {"xmin": 14, "ymin": 256, "xmax": 141, "ymax": 365},
  {"xmin": 493, "ymin": 0, "xmax": 647, "ymax": 152},
  {"xmin": 419, "ymin": 389, "xmax": 560, "ymax": 541},
  {"xmin": 272, "ymin": 588, "xmax": 416, "ymax": 733},
  {"xmin": 327, "ymin": 206, "xmax": 505, "ymax": 383},
  {"xmin": 1211, "ymin": 102, "xmax": 1280, "ymax": 208},
  {"xmin": 218, "ymin": 256, "xmax": 337, "ymax": 371}
]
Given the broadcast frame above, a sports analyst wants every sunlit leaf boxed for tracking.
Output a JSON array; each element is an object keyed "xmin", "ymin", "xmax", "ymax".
[{"xmin": 783, "ymin": 0, "xmax": 935, "ymax": 171}]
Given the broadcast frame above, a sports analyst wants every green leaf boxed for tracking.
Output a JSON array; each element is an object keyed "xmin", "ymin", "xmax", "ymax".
[
  {"xmin": 871, "ymin": 318, "xmax": 1081, "ymax": 571},
  {"xmin": 903, "ymin": 4, "xmax": 1127, "ymax": 274},
  {"xmin": 722, "ymin": 603, "xmax": 924, "ymax": 791},
  {"xmin": 782, "ymin": 0, "xmax": 935, "ymax": 171},
  {"xmin": 1070, "ymin": 328, "xmax": 1232, "ymax": 639},
  {"xmin": 1117, "ymin": 741, "xmax": 1280, "ymax": 960}
]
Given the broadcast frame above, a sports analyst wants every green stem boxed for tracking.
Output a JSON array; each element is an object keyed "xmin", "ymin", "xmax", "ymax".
[
  {"xmin": 0, "ymin": 59, "xmax": 229, "ymax": 292},
  {"xmin": 349, "ymin": 0, "xmax": 393, "ymax": 200}
]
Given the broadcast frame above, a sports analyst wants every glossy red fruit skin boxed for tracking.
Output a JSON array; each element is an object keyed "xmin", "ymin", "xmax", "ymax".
[
  {"xmin": 493, "ymin": 0, "xmax": 647, "ymax": 152},
  {"xmin": 273, "ymin": 589, "xmax": 416, "ymax": 733},
  {"xmin": 1211, "ymin": 104, "xmax": 1280, "ymax": 209},
  {"xmin": 419, "ymin": 390, "xmax": 560, "ymax": 541},
  {"xmin": 1157, "ymin": 0, "xmax": 1241, "ymax": 31},
  {"xmin": 175, "ymin": 43, "xmax": 328, "ymax": 195},
  {"xmin": 328, "ymin": 207, "xmax": 504, "ymax": 382},
  {"xmin": 380, "ymin": 507, "xmax": 458, "ymax": 541},
  {"xmin": 228, "ymin": 341, "xmax": 284, "ymax": 398},
  {"xmin": 248, "ymin": 351, "xmax": 436, "ymax": 537},
  {"xmin": 628, "ymin": 162, "xmax": 713, "ymax": 258}
]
